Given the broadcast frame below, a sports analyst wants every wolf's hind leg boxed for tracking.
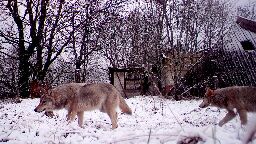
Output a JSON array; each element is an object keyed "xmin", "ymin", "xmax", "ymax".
[
  {"xmin": 109, "ymin": 111, "xmax": 118, "ymax": 129},
  {"xmin": 219, "ymin": 110, "xmax": 236, "ymax": 126},
  {"xmin": 237, "ymin": 109, "xmax": 247, "ymax": 125},
  {"xmin": 77, "ymin": 111, "xmax": 84, "ymax": 128},
  {"xmin": 106, "ymin": 107, "xmax": 118, "ymax": 129}
]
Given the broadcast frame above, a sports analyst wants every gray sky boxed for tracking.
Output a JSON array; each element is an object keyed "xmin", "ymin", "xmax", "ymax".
[{"xmin": 235, "ymin": 0, "xmax": 256, "ymax": 7}]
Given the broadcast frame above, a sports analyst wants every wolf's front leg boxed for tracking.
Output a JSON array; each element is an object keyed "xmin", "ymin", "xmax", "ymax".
[
  {"xmin": 67, "ymin": 110, "xmax": 77, "ymax": 124},
  {"xmin": 237, "ymin": 109, "xmax": 247, "ymax": 125},
  {"xmin": 219, "ymin": 110, "xmax": 236, "ymax": 126},
  {"xmin": 77, "ymin": 111, "xmax": 84, "ymax": 128}
]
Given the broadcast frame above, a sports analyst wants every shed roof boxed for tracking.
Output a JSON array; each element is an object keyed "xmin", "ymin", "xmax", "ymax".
[
  {"xmin": 236, "ymin": 16, "xmax": 256, "ymax": 33},
  {"xmin": 108, "ymin": 67, "xmax": 144, "ymax": 72}
]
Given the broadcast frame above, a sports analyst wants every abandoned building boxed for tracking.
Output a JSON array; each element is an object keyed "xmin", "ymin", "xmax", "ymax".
[
  {"xmin": 161, "ymin": 50, "xmax": 202, "ymax": 96},
  {"xmin": 177, "ymin": 16, "xmax": 256, "ymax": 98},
  {"xmin": 108, "ymin": 16, "xmax": 256, "ymax": 99}
]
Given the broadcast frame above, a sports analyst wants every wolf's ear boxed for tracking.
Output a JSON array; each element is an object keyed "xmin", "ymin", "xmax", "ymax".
[{"xmin": 205, "ymin": 87, "xmax": 214, "ymax": 97}]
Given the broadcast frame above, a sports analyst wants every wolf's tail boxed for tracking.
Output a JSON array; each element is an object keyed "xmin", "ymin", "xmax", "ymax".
[{"xmin": 119, "ymin": 96, "xmax": 132, "ymax": 115}]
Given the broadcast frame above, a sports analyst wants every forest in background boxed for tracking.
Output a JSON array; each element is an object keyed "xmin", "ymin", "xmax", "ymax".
[{"xmin": 0, "ymin": 0, "xmax": 255, "ymax": 98}]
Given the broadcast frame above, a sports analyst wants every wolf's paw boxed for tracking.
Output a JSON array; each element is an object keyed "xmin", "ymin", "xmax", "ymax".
[
  {"xmin": 111, "ymin": 125, "xmax": 118, "ymax": 130},
  {"xmin": 79, "ymin": 125, "xmax": 85, "ymax": 129},
  {"xmin": 45, "ymin": 111, "xmax": 55, "ymax": 118},
  {"xmin": 213, "ymin": 122, "xmax": 218, "ymax": 126},
  {"xmin": 241, "ymin": 120, "xmax": 248, "ymax": 126},
  {"xmin": 218, "ymin": 122, "xmax": 224, "ymax": 127},
  {"xmin": 67, "ymin": 120, "xmax": 72, "ymax": 125}
]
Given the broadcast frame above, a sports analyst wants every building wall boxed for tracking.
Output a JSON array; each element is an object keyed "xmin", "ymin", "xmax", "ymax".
[
  {"xmin": 113, "ymin": 72, "xmax": 125, "ymax": 97},
  {"xmin": 109, "ymin": 68, "xmax": 144, "ymax": 97},
  {"xmin": 162, "ymin": 51, "xmax": 202, "ymax": 86}
]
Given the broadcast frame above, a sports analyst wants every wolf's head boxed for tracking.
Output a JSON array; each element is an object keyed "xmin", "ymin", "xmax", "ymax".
[
  {"xmin": 34, "ymin": 91, "xmax": 56, "ymax": 112},
  {"xmin": 199, "ymin": 88, "xmax": 214, "ymax": 108}
]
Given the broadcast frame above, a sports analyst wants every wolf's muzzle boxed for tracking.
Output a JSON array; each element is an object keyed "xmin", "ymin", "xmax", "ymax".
[
  {"xmin": 34, "ymin": 108, "xmax": 44, "ymax": 112},
  {"xmin": 34, "ymin": 108, "xmax": 38, "ymax": 112},
  {"xmin": 199, "ymin": 104, "xmax": 206, "ymax": 108}
]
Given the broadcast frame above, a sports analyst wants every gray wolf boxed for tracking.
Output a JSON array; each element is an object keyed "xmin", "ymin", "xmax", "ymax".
[
  {"xmin": 66, "ymin": 83, "xmax": 132, "ymax": 129},
  {"xmin": 34, "ymin": 83, "xmax": 132, "ymax": 129},
  {"xmin": 199, "ymin": 86, "xmax": 256, "ymax": 126}
]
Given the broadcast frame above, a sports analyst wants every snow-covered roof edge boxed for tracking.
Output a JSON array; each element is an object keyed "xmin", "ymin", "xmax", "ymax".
[{"xmin": 236, "ymin": 16, "xmax": 256, "ymax": 33}]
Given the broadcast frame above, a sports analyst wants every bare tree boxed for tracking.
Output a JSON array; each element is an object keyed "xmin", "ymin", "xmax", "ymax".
[
  {"xmin": 0, "ymin": 0, "xmax": 75, "ymax": 98},
  {"xmin": 69, "ymin": 0, "xmax": 128, "ymax": 82},
  {"xmin": 0, "ymin": 0, "xmax": 50, "ymax": 98},
  {"xmin": 237, "ymin": 0, "xmax": 256, "ymax": 20}
]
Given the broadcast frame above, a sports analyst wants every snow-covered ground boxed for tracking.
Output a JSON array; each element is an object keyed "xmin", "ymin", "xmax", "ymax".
[{"xmin": 0, "ymin": 96, "xmax": 255, "ymax": 144}]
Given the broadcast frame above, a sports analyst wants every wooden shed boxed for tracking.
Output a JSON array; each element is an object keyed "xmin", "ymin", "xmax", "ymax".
[{"xmin": 109, "ymin": 67, "xmax": 144, "ymax": 97}]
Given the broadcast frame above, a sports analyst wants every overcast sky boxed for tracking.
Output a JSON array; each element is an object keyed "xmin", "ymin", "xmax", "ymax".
[{"xmin": 235, "ymin": 0, "xmax": 256, "ymax": 7}]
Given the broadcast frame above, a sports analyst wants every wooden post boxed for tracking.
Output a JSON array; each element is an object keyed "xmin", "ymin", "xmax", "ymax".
[
  {"xmin": 75, "ymin": 61, "xmax": 81, "ymax": 83},
  {"xmin": 213, "ymin": 75, "xmax": 218, "ymax": 89}
]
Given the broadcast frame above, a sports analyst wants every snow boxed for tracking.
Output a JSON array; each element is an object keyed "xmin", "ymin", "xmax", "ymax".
[{"xmin": 0, "ymin": 96, "xmax": 255, "ymax": 144}]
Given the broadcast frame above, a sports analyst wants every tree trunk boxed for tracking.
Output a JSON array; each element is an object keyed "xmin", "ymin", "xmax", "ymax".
[
  {"xmin": 18, "ymin": 52, "xmax": 30, "ymax": 98},
  {"xmin": 36, "ymin": 45, "xmax": 44, "ymax": 82}
]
